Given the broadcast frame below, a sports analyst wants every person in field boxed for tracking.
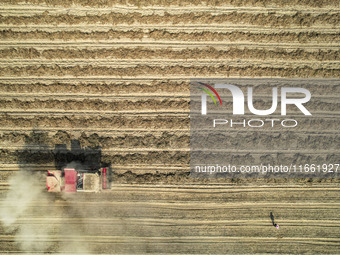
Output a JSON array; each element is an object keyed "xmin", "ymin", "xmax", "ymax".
[{"xmin": 270, "ymin": 212, "xmax": 279, "ymax": 229}]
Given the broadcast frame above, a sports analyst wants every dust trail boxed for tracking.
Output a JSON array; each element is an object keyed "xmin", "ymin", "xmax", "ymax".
[
  {"xmin": 0, "ymin": 170, "xmax": 93, "ymax": 254},
  {"xmin": 0, "ymin": 170, "xmax": 54, "ymax": 252},
  {"xmin": 0, "ymin": 171, "xmax": 44, "ymax": 227}
]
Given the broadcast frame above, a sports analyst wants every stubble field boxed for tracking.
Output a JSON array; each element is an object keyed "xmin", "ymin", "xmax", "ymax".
[{"xmin": 0, "ymin": 0, "xmax": 339, "ymax": 254}]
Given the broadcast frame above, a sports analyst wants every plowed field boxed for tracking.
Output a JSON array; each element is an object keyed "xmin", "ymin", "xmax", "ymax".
[{"xmin": 0, "ymin": 1, "xmax": 339, "ymax": 254}]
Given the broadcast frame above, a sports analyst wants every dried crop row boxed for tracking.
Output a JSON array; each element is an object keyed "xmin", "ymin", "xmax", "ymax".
[
  {"xmin": 0, "ymin": 131, "xmax": 190, "ymax": 149},
  {"xmin": 1, "ymin": 98, "xmax": 339, "ymax": 112},
  {"xmin": 0, "ymin": 128, "xmax": 336, "ymax": 135},
  {"xmin": 0, "ymin": 11, "xmax": 338, "ymax": 27},
  {"xmin": 190, "ymin": 133, "xmax": 340, "ymax": 150},
  {"xmin": 0, "ymin": 81, "xmax": 338, "ymax": 95},
  {"xmin": 1, "ymin": 47, "xmax": 339, "ymax": 61},
  {"xmin": 0, "ymin": 98, "xmax": 189, "ymax": 111},
  {"xmin": 0, "ymin": 149, "xmax": 189, "ymax": 166},
  {"xmin": 1, "ymin": 0, "xmax": 338, "ymax": 8},
  {"xmin": 8, "ymin": 26, "xmax": 335, "ymax": 33},
  {"xmin": 0, "ymin": 148, "xmax": 340, "ymax": 163},
  {"xmin": 1, "ymin": 41, "xmax": 337, "ymax": 50},
  {"xmin": 1, "ymin": 29, "xmax": 339, "ymax": 43},
  {"xmin": 0, "ymin": 148, "xmax": 338, "ymax": 167},
  {"xmin": 0, "ymin": 6, "xmax": 338, "ymax": 15},
  {"xmin": 0, "ymin": 81, "xmax": 190, "ymax": 94},
  {"xmin": 4, "ymin": 54, "xmax": 340, "ymax": 65},
  {"xmin": 2, "ymin": 59, "xmax": 338, "ymax": 69},
  {"xmin": 0, "ymin": 115, "xmax": 339, "ymax": 131},
  {"xmin": 0, "ymin": 131, "xmax": 339, "ymax": 150},
  {"xmin": 199, "ymin": 99, "xmax": 340, "ymax": 111},
  {"xmin": 0, "ymin": 64, "xmax": 339, "ymax": 77},
  {"xmin": 0, "ymin": 115, "xmax": 189, "ymax": 129}
]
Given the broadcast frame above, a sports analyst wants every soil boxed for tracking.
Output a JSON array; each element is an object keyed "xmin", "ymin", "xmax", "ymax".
[{"xmin": 0, "ymin": 1, "xmax": 339, "ymax": 254}]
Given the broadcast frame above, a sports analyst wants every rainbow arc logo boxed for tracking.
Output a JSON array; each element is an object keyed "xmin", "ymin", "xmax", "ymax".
[{"xmin": 197, "ymin": 82, "xmax": 222, "ymax": 106}]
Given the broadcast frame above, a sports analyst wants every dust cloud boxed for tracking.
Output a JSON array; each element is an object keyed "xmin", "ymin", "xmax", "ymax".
[
  {"xmin": 0, "ymin": 171, "xmax": 54, "ymax": 252},
  {"xmin": 0, "ymin": 170, "xmax": 92, "ymax": 254}
]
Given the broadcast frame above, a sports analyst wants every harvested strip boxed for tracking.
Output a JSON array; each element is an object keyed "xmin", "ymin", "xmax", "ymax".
[
  {"xmin": 0, "ymin": 64, "xmax": 338, "ymax": 77},
  {"xmin": 0, "ymin": 131, "xmax": 190, "ymax": 149},
  {"xmin": 0, "ymin": 47, "xmax": 339, "ymax": 61},
  {"xmin": 1, "ymin": 58, "xmax": 338, "ymax": 67},
  {"xmin": 0, "ymin": 81, "xmax": 190, "ymax": 94},
  {"xmin": 0, "ymin": 115, "xmax": 190, "ymax": 129},
  {"xmin": 1, "ymin": 148, "xmax": 338, "ymax": 165},
  {"xmin": 0, "ymin": 81, "xmax": 339, "ymax": 95},
  {"xmin": 0, "ymin": 116, "xmax": 338, "ymax": 130},
  {"xmin": 0, "ymin": 98, "xmax": 190, "ymax": 111},
  {"xmin": 0, "ymin": 98, "xmax": 339, "ymax": 112},
  {"xmin": 0, "ymin": 12, "xmax": 338, "ymax": 27},
  {"xmin": 1, "ymin": 131, "xmax": 339, "ymax": 150},
  {"xmin": 0, "ymin": 41, "xmax": 338, "ymax": 50},
  {"xmin": 0, "ymin": 149, "xmax": 190, "ymax": 165},
  {"xmin": 1, "ymin": 29, "xmax": 339, "ymax": 43}
]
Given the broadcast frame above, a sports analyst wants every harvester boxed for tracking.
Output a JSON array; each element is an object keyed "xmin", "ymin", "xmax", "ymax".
[
  {"xmin": 47, "ymin": 167, "xmax": 111, "ymax": 192},
  {"xmin": 46, "ymin": 140, "xmax": 111, "ymax": 192}
]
